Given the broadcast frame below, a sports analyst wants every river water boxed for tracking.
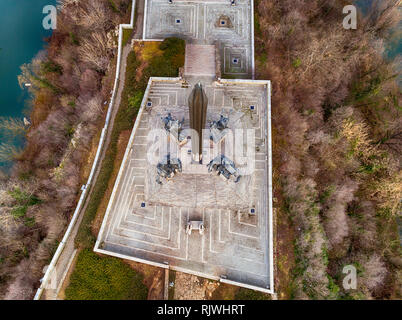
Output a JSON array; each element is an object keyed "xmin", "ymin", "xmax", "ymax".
[
  {"xmin": 355, "ymin": 0, "xmax": 402, "ymax": 60},
  {"xmin": 0, "ymin": 0, "xmax": 56, "ymax": 169}
]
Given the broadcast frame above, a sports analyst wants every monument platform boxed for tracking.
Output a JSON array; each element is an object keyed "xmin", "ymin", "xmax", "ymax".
[
  {"xmin": 95, "ymin": 0, "xmax": 273, "ymax": 294},
  {"xmin": 95, "ymin": 77, "xmax": 273, "ymax": 293}
]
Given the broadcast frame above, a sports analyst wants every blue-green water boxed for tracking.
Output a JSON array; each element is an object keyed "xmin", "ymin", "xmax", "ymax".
[
  {"xmin": 0, "ymin": 0, "xmax": 56, "ymax": 168},
  {"xmin": 355, "ymin": 0, "xmax": 402, "ymax": 61}
]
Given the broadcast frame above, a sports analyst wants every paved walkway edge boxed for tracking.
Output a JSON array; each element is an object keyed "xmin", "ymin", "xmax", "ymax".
[
  {"xmin": 55, "ymin": 249, "xmax": 77, "ymax": 299},
  {"xmin": 164, "ymin": 269, "xmax": 169, "ymax": 300},
  {"xmin": 33, "ymin": 0, "xmax": 138, "ymax": 300}
]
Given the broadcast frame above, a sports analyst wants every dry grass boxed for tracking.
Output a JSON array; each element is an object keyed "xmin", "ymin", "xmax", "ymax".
[
  {"xmin": 137, "ymin": 41, "xmax": 163, "ymax": 62},
  {"xmin": 124, "ymin": 260, "xmax": 165, "ymax": 300},
  {"xmin": 91, "ymin": 129, "xmax": 131, "ymax": 236}
]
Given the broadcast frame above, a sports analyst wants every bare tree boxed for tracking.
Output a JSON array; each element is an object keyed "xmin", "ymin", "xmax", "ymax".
[
  {"xmin": 78, "ymin": 31, "xmax": 112, "ymax": 72},
  {"xmin": 363, "ymin": 0, "xmax": 401, "ymax": 38},
  {"xmin": 0, "ymin": 117, "xmax": 26, "ymax": 138},
  {"xmin": 75, "ymin": 0, "xmax": 111, "ymax": 30}
]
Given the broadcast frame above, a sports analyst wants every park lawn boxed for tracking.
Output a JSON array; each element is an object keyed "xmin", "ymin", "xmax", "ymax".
[{"xmin": 65, "ymin": 249, "xmax": 148, "ymax": 300}]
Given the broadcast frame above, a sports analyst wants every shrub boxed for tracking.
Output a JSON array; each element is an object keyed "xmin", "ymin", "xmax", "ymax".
[
  {"xmin": 11, "ymin": 206, "xmax": 28, "ymax": 218},
  {"xmin": 69, "ymin": 32, "xmax": 79, "ymax": 46},
  {"xmin": 146, "ymin": 38, "xmax": 185, "ymax": 77},
  {"xmin": 41, "ymin": 60, "xmax": 63, "ymax": 75},
  {"xmin": 255, "ymin": 0, "xmax": 400, "ymax": 299},
  {"xmin": 8, "ymin": 187, "xmax": 41, "ymax": 206},
  {"xmin": 107, "ymin": 0, "xmax": 119, "ymax": 13}
]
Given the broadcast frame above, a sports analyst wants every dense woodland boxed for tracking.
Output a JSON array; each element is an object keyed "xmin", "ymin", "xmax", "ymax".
[
  {"xmin": 0, "ymin": 0, "xmax": 400, "ymax": 299},
  {"xmin": 255, "ymin": 0, "xmax": 401, "ymax": 299}
]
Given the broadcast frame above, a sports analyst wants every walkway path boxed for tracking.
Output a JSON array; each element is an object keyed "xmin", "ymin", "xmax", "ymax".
[
  {"xmin": 133, "ymin": 0, "xmax": 145, "ymax": 39},
  {"xmin": 41, "ymin": 39, "xmax": 135, "ymax": 300}
]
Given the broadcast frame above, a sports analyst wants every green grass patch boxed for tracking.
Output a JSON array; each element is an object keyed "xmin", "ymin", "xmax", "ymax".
[
  {"xmin": 319, "ymin": 185, "xmax": 335, "ymax": 204},
  {"xmin": 257, "ymin": 52, "xmax": 268, "ymax": 64},
  {"xmin": 24, "ymin": 217, "xmax": 36, "ymax": 227},
  {"xmin": 144, "ymin": 38, "xmax": 185, "ymax": 78},
  {"xmin": 327, "ymin": 275, "xmax": 341, "ymax": 299},
  {"xmin": 234, "ymin": 287, "xmax": 271, "ymax": 300},
  {"xmin": 65, "ymin": 249, "xmax": 148, "ymax": 300},
  {"xmin": 122, "ymin": 28, "xmax": 133, "ymax": 47},
  {"xmin": 8, "ymin": 187, "xmax": 41, "ymax": 205}
]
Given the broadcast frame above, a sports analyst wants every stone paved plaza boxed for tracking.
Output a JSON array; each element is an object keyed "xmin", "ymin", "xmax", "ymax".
[
  {"xmin": 95, "ymin": 0, "xmax": 273, "ymax": 294},
  {"xmin": 95, "ymin": 77, "xmax": 273, "ymax": 292},
  {"xmin": 143, "ymin": 0, "xmax": 253, "ymax": 78}
]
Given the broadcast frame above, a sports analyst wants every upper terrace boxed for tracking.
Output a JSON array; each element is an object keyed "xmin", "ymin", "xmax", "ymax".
[{"xmin": 143, "ymin": 0, "xmax": 254, "ymax": 78}]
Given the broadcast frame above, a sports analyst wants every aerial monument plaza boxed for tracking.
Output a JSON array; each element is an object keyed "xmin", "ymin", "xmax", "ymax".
[{"xmin": 95, "ymin": 0, "xmax": 273, "ymax": 293}]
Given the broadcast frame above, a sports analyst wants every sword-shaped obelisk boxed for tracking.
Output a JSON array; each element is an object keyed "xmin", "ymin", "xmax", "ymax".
[{"xmin": 188, "ymin": 82, "xmax": 208, "ymax": 163}]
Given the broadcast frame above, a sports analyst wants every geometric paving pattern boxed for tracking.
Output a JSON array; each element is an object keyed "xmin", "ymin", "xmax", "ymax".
[
  {"xmin": 96, "ymin": 78, "xmax": 272, "ymax": 290},
  {"xmin": 184, "ymin": 44, "xmax": 216, "ymax": 76},
  {"xmin": 144, "ymin": 0, "xmax": 253, "ymax": 78}
]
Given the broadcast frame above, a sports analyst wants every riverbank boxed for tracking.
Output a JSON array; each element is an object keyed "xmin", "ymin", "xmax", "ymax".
[
  {"xmin": 0, "ymin": 0, "xmax": 57, "ymax": 171},
  {"xmin": 0, "ymin": 0, "xmax": 133, "ymax": 299}
]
